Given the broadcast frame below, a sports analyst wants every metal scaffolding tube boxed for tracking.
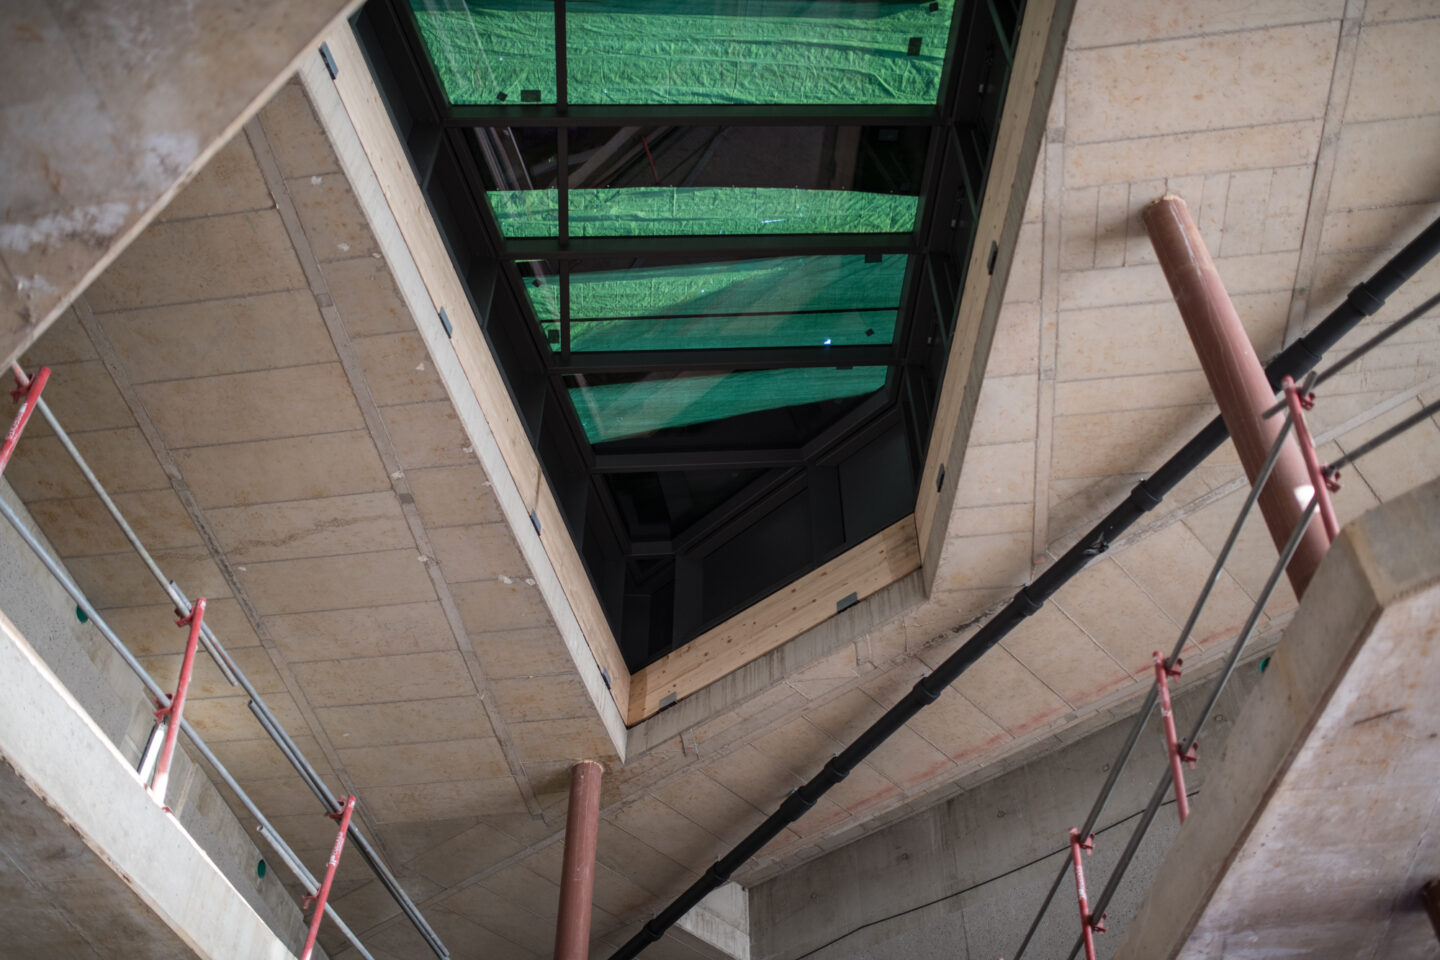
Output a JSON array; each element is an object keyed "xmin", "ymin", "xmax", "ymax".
[
  {"xmin": 1065, "ymin": 496, "xmax": 1321, "ymax": 960},
  {"xmin": 0, "ymin": 494, "xmax": 380, "ymax": 960},
  {"xmin": 27, "ymin": 389, "xmax": 241, "ymax": 687},
  {"xmin": 255, "ymin": 824, "xmax": 377, "ymax": 960},
  {"xmin": 1009, "ymin": 409, "xmax": 1295, "ymax": 959},
  {"xmin": 605, "ymin": 214, "xmax": 1440, "ymax": 960},
  {"xmin": 11, "ymin": 371, "xmax": 451, "ymax": 959}
]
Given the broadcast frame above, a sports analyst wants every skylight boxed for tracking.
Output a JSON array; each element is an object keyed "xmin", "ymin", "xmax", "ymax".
[{"xmin": 361, "ymin": 0, "xmax": 1018, "ymax": 669}]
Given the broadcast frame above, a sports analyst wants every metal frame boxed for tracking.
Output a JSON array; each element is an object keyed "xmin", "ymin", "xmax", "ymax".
[{"xmin": 363, "ymin": 0, "xmax": 1010, "ymax": 670}]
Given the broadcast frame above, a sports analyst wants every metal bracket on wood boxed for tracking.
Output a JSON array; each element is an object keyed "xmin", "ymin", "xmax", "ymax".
[{"xmin": 319, "ymin": 42, "xmax": 339, "ymax": 79}]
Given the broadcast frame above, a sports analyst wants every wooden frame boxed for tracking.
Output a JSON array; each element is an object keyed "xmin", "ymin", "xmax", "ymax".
[{"xmin": 321, "ymin": 0, "xmax": 1066, "ymax": 729}]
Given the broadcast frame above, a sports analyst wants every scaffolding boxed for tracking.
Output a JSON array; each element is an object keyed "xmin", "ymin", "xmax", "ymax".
[{"xmin": 1, "ymin": 362, "xmax": 452, "ymax": 960}]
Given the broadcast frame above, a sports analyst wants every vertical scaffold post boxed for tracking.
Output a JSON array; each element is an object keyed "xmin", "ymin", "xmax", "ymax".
[
  {"xmin": 1152, "ymin": 652, "xmax": 1197, "ymax": 823},
  {"xmin": 1069, "ymin": 828, "xmax": 1104, "ymax": 960},
  {"xmin": 1281, "ymin": 376, "xmax": 1341, "ymax": 541},
  {"xmin": 2, "ymin": 365, "xmax": 50, "ymax": 474},
  {"xmin": 150, "ymin": 596, "xmax": 206, "ymax": 809},
  {"xmin": 302, "ymin": 794, "xmax": 357, "ymax": 960}
]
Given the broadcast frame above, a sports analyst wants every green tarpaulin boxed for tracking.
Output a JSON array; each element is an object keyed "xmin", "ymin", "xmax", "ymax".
[
  {"xmin": 571, "ymin": 366, "xmax": 887, "ymax": 442},
  {"xmin": 412, "ymin": 0, "xmax": 955, "ymax": 105},
  {"xmin": 489, "ymin": 186, "xmax": 918, "ymax": 238}
]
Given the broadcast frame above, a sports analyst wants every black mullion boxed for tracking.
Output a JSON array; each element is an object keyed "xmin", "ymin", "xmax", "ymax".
[
  {"xmin": 560, "ymin": 260, "xmax": 571, "ymax": 360},
  {"xmin": 554, "ymin": 0, "xmax": 568, "ymax": 111},
  {"xmin": 593, "ymin": 449, "xmax": 805, "ymax": 473}
]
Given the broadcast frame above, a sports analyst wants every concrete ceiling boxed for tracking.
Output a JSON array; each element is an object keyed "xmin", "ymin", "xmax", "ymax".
[{"xmin": 6, "ymin": 0, "xmax": 1440, "ymax": 957}]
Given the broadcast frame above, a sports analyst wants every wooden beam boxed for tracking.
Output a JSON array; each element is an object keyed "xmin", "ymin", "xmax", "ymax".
[
  {"xmin": 914, "ymin": 0, "xmax": 1075, "ymax": 580},
  {"xmin": 320, "ymin": 25, "xmax": 632, "ymax": 722},
  {"xmin": 627, "ymin": 515, "xmax": 921, "ymax": 724}
]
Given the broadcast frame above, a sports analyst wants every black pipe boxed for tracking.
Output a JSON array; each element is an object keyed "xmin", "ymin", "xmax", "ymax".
[{"xmin": 606, "ymin": 216, "xmax": 1440, "ymax": 960}]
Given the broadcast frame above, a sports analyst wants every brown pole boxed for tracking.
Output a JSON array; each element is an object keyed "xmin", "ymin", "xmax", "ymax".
[
  {"xmin": 1143, "ymin": 195, "xmax": 1330, "ymax": 597},
  {"xmin": 555, "ymin": 760, "xmax": 604, "ymax": 960}
]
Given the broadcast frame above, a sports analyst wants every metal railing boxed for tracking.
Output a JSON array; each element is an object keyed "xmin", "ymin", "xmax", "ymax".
[{"xmin": 2, "ymin": 362, "xmax": 452, "ymax": 960}]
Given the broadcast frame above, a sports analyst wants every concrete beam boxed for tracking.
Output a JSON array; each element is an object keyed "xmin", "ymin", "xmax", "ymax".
[
  {"xmin": 1115, "ymin": 475, "xmax": 1440, "ymax": 959},
  {"xmin": 675, "ymin": 882, "xmax": 750, "ymax": 960},
  {"xmin": 0, "ymin": 0, "xmax": 359, "ymax": 366},
  {"xmin": 0, "ymin": 607, "xmax": 300, "ymax": 959}
]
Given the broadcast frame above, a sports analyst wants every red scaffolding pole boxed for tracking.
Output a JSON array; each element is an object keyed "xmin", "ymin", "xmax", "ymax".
[
  {"xmin": 1152, "ymin": 652, "xmax": 1197, "ymax": 823},
  {"xmin": 2, "ymin": 364, "xmax": 50, "ymax": 475},
  {"xmin": 1069, "ymin": 828, "xmax": 1104, "ymax": 960},
  {"xmin": 302, "ymin": 794, "xmax": 357, "ymax": 960},
  {"xmin": 149, "ymin": 597, "xmax": 206, "ymax": 810},
  {"xmin": 1281, "ymin": 376, "xmax": 1341, "ymax": 542}
]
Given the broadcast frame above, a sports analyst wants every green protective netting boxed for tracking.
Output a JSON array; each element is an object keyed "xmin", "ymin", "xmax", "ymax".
[
  {"xmin": 529, "ymin": 253, "xmax": 906, "ymax": 350},
  {"xmin": 412, "ymin": 0, "xmax": 557, "ymax": 105},
  {"xmin": 412, "ymin": 0, "xmax": 955, "ymax": 106},
  {"xmin": 489, "ymin": 187, "xmax": 919, "ymax": 238},
  {"xmin": 571, "ymin": 366, "xmax": 887, "ymax": 442},
  {"xmin": 545, "ymin": 309, "xmax": 896, "ymax": 352},
  {"xmin": 529, "ymin": 252, "xmax": 905, "ymax": 320}
]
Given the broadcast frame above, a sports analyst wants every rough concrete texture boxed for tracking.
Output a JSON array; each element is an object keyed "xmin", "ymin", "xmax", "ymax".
[
  {"xmin": 676, "ymin": 882, "xmax": 750, "ymax": 960},
  {"xmin": 0, "ymin": 0, "xmax": 359, "ymax": 364},
  {"xmin": 4, "ymin": 0, "xmax": 1440, "ymax": 956},
  {"xmin": 0, "ymin": 480, "xmax": 320, "ymax": 957},
  {"xmin": 749, "ymin": 659, "xmax": 1264, "ymax": 960},
  {"xmin": 0, "ymin": 603, "xmax": 302, "ymax": 959},
  {"xmin": 1116, "ymin": 476, "xmax": 1440, "ymax": 959}
]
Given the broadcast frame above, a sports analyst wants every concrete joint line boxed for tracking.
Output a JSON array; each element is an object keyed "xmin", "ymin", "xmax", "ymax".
[
  {"xmin": 243, "ymin": 116, "xmax": 542, "ymax": 819},
  {"xmin": 70, "ymin": 293, "xmax": 392, "ymax": 850},
  {"xmin": 1283, "ymin": 1, "xmax": 1366, "ymax": 348}
]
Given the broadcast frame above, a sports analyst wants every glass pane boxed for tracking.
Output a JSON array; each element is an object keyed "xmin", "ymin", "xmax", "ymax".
[
  {"xmin": 567, "ymin": 0, "xmax": 956, "ymax": 106},
  {"xmin": 410, "ymin": 0, "xmax": 557, "ymax": 106},
  {"xmin": 535, "ymin": 254, "xmax": 907, "ymax": 351},
  {"xmin": 486, "ymin": 125, "xmax": 929, "ymax": 238},
  {"xmin": 568, "ymin": 367, "xmax": 887, "ymax": 443},
  {"xmin": 470, "ymin": 128, "xmax": 561, "ymax": 236}
]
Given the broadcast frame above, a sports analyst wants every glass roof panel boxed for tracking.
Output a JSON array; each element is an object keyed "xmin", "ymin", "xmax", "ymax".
[
  {"xmin": 481, "ymin": 124, "xmax": 931, "ymax": 239},
  {"xmin": 568, "ymin": 366, "xmax": 887, "ymax": 443},
  {"xmin": 566, "ymin": 0, "xmax": 956, "ymax": 105},
  {"xmin": 526, "ymin": 254, "xmax": 907, "ymax": 351},
  {"xmin": 411, "ymin": 0, "xmax": 557, "ymax": 106},
  {"xmin": 491, "ymin": 187, "xmax": 918, "ymax": 238}
]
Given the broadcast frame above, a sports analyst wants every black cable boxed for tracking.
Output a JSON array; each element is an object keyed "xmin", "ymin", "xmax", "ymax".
[
  {"xmin": 606, "ymin": 215, "xmax": 1440, "ymax": 960},
  {"xmin": 792, "ymin": 792, "xmax": 1199, "ymax": 960}
]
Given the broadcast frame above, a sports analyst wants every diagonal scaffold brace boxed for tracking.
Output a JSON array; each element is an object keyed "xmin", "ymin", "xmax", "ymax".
[
  {"xmin": 302, "ymin": 794, "xmax": 358, "ymax": 960},
  {"xmin": 1069, "ymin": 828, "xmax": 1105, "ymax": 960},
  {"xmin": 1152, "ymin": 652, "xmax": 1197, "ymax": 823},
  {"xmin": 2, "ymin": 364, "xmax": 50, "ymax": 475},
  {"xmin": 149, "ymin": 597, "xmax": 206, "ymax": 811}
]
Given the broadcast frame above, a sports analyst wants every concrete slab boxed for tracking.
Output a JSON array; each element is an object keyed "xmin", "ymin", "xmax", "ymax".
[
  {"xmin": 1115, "ymin": 476, "xmax": 1440, "ymax": 959},
  {"xmin": 0, "ymin": 610, "xmax": 299, "ymax": 959}
]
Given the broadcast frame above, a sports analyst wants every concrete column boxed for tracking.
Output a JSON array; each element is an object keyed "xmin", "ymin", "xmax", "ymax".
[
  {"xmin": 555, "ymin": 760, "xmax": 604, "ymax": 960},
  {"xmin": 1143, "ymin": 195, "xmax": 1330, "ymax": 596}
]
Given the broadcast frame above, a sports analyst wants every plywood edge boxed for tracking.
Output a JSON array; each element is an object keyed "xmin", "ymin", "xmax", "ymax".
[
  {"xmin": 914, "ymin": 0, "xmax": 1074, "ymax": 576},
  {"xmin": 314, "ymin": 27, "xmax": 631, "ymax": 742},
  {"xmin": 627, "ymin": 515, "xmax": 921, "ymax": 724}
]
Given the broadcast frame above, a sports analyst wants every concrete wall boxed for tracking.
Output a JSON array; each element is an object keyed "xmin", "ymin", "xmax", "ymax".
[
  {"xmin": 0, "ymin": 479, "xmax": 320, "ymax": 957},
  {"xmin": 749, "ymin": 659, "xmax": 1267, "ymax": 960}
]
